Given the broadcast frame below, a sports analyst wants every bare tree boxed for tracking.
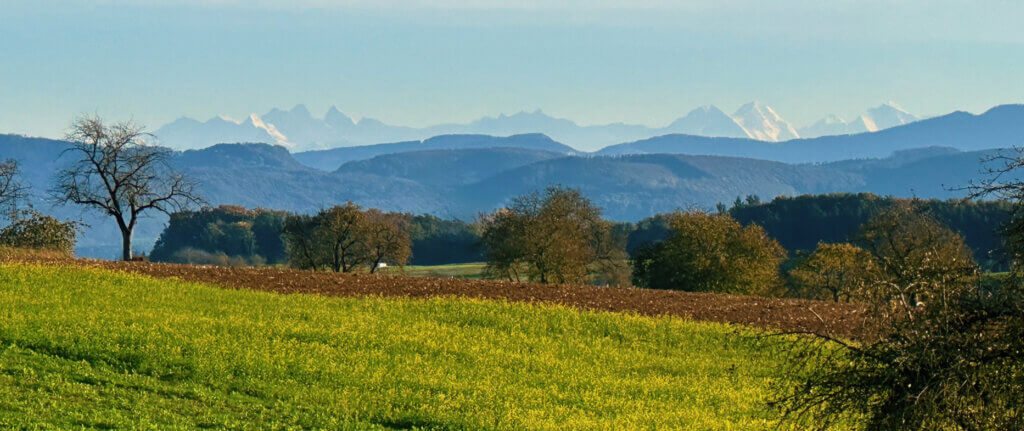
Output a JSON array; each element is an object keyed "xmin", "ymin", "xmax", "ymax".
[
  {"xmin": 967, "ymin": 147, "xmax": 1024, "ymax": 201},
  {"xmin": 0, "ymin": 159, "xmax": 27, "ymax": 216},
  {"xmin": 55, "ymin": 115, "xmax": 202, "ymax": 260},
  {"xmin": 967, "ymin": 147, "xmax": 1024, "ymax": 267}
]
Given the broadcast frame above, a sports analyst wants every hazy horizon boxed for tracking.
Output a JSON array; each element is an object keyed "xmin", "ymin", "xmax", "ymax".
[{"xmin": 4, "ymin": 0, "xmax": 1024, "ymax": 138}]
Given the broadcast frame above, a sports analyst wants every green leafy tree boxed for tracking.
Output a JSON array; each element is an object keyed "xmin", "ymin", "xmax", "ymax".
[
  {"xmin": 281, "ymin": 213, "xmax": 324, "ymax": 271},
  {"xmin": 150, "ymin": 206, "xmax": 287, "ymax": 265}
]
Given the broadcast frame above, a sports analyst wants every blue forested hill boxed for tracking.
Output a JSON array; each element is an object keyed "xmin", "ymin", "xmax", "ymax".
[{"xmin": 293, "ymin": 133, "xmax": 577, "ymax": 171}]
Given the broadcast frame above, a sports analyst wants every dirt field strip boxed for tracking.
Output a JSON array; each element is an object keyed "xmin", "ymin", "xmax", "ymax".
[{"xmin": 5, "ymin": 254, "xmax": 868, "ymax": 339}]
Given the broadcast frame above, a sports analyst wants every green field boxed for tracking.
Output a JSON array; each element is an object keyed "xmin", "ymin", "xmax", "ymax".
[{"xmin": 0, "ymin": 263, "xmax": 813, "ymax": 429}]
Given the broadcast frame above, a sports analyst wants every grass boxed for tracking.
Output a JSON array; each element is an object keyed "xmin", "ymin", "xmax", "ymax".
[
  {"xmin": 379, "ymin": 262, "xmax": 487, "ymax": 279},
  {"xmin": 0, "ymin": 263, "xmax": 813, "ymax": 429}
]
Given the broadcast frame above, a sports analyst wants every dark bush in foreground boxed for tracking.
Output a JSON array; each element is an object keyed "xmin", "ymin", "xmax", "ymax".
[{"xmin": 777, "ymin": 204, "xmax": 1022, "ymax": 430}]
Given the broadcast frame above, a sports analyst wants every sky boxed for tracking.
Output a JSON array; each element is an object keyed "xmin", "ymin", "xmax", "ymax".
[{"xmin": 2, "ymin": 0, "xmax": 1024, "ymax": 138}]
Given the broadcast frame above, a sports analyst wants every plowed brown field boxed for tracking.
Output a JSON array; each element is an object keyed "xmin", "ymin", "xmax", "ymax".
[{"xmin": 6, "ymin": 253, "xmax": 869, "ymax": 339}]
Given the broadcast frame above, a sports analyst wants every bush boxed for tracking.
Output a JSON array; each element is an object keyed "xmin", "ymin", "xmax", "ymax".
[
  {"xmin": 0, "ymin": 210, "xmax": 78, "ymax": 255},
  {"xmin": 630, "ymin": 211, "xmax": 785, "ymax": 295}
]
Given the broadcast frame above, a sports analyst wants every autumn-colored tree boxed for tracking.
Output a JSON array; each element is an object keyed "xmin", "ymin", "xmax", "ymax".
[
  {"xmin": 481, "ymin": 186, "xmax": 612, "ymax": 284},
  {"xmin": 363, "ymin": 209, "xmax": 412, "ymax": 273},
  {"xmin": 479, "ymin": 208, "xmax": 529, "ymax": 281},
  {"xmin": 317, "ymin": 203, "xmax": 368, "ymax": 273},
  {"xmin": 282, "ymin": 204, "xmax": 414, "ymax": 273},
  {"xmin": 630, "ymin": 211, "xmax": 786, "ymax": 295},
  {"xmin": 857, "ymin": 202, "xmax": 978, "ymax": 310},
  {"xmin": 788, "ymin": 242, "xmax": 879, "ymax": 302},
  {"xmin": 777, "ymin": 203, "xmax": 1002, "ymax": 430}
]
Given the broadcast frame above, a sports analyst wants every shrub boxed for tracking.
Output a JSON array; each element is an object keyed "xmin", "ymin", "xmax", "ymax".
[
  {"xmin": 168, "ymin": 247, "xmax": 261, "ymax": 267},
  {"xmin": 0, "ymin": 210, "xmax": 78, "ymax": 255}
]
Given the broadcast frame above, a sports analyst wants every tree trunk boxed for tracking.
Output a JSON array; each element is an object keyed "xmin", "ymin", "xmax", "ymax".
[{"xmin": 120, "ymin": 226, "xmax": 133, "ymax": 261}]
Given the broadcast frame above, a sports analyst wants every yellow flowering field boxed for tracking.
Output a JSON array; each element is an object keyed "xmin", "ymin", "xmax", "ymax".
[{"xmin": 0, "ymin": 263, "xmax": 811, "ymax": 429}]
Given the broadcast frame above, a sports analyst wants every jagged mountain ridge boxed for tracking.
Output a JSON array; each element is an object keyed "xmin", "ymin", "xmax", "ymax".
[
  {"xmin": 798, "ymin": 102, "xmax": 921, "ymax": 138},
  {"xmin": 153, "ymin": 102, "xmax": 920, "ymax": 152}
]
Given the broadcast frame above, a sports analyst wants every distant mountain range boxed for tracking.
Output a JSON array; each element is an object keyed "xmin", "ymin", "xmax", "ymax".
[
  {"xmin": 153, "ymin": 102, "xmax": 919, "ymax": 152},
  {"xmin": 598, "ymin": 104, "xmax": 1024, "ymax": 163},
  {"xmin": 0, "ymin": 128, "xmax": 1015, "ymax": 258}
]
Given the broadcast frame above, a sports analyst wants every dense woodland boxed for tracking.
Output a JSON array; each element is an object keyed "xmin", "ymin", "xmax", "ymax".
[{"xmin": 147, "ymin": 193, "xmax": 1012, "ymax": 273}]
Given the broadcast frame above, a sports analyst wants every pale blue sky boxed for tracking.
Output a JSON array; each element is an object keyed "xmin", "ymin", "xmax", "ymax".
[{"xmin": 3, "ymin": 0, "xmax": 1024, "ymax": 138}]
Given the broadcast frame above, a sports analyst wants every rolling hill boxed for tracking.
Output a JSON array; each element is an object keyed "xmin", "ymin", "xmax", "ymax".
[
  {"xmin": 293, "ymin": 133, "xmax": 576, "ymax": 171},
  {"xmin": 0, "ymin": 132, "xmax": 1013, "ymax": 258}
]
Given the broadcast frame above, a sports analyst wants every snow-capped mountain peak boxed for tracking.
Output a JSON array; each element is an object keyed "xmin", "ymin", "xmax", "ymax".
[
  {"xmin": 799, "ymin": 102, "xmax": 920, "ymax": 138},
  {"xmin": 324, "ymin": 106, "xmax": 356, "ymax": 128},
  {"xmin": 732, "ymin": 102, "xmax": 800, "ymax": 141},
  {"xmin": 866, "ymin": 102, "xmax": 919, "ymax": 129},
  {"xmin": 666, "ymin": 105, "xmax": 749, "ymax": 138},
  {"xmin": 247, "ymin": 114, "xmax": 290, "ymax": 148}
]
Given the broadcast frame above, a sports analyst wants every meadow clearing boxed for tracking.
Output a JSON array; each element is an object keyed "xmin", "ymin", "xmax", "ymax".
[{"xmin": 0, "ymin": 263, "xmax": 837, "ymax": 429}]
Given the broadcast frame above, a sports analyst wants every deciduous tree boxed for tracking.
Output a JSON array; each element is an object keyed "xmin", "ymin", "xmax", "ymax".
[
  {"xmin": 55, "ymin": 115, "xmax": 201, "ymax": 260},
  {"xmin": 364, "ymin": 209, "xmax": 412, "ymax": 273},
  {"xmin": 481, "ymin": 186, "xmax": 611, "ymax": 285},
  {"xmin": 788, "ymin": 242, "xmax": 879, "ymax": 302},
  {"xmin": 0, "ymin": 159, "xmax": 26, "ymax": 215},
  {"xmin": 630, "ymin": 211, "xmax": 786, "ymax": 295}
]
